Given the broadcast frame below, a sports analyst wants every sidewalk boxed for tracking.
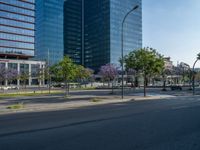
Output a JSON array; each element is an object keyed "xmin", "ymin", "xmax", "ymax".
[{"xmin": 0, "ymin": 93, "xmax": 175, "ymax": 115}]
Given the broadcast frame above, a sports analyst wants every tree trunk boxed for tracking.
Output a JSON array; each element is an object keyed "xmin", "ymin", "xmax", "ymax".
[
  {"xmin": 64, "ymin": 79, "xmax": 68, "ymax": 97},
  {"xmin": 24, "ymin": 80, "xmax": 26, "ymax": 89},
  {"xmin": 48, "ymin": 76, "xmax": 51, "ymax": 94},
  {"xmin": 38, "ymin": 82, "xmax": 41, "ymax": 94},
  {"xmin": 85, "ymin": 80, "xmax": 87, "ymax": 88},
  {"xmin": 135, "ymin": 76, "xmax": 139, "ymax": 87},
  {"xmin": 108, "ymin": 80, "xmax": 110, "ymax": 88},
  {"xmin": 162, "ymin": 75, "xmax": 167, "ymax": 91},
  {"xmin": 144, "ymin": 75, "xmax": 147, "ymax": 97},
  {"xmin": 67, "ymin": 83, "xmax": 70, "ymax": 95},
  {"xmin": 111, "ymin": 81, "xmax": 114, "ymax": 94},
  {"xmin": 163, "ymin": 80, "xmax": 166, "ymax": 91}
]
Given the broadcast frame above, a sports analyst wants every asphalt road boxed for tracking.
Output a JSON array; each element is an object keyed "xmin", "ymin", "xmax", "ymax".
[{"xmin": 1, "ymin": 96, "xmax": 200, "ymax": 150}]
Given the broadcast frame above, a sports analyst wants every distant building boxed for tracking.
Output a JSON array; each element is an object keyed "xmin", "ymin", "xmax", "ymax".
[{"xmin": 164, "ymin": 57, "xmax": 173, "ymax": 71}]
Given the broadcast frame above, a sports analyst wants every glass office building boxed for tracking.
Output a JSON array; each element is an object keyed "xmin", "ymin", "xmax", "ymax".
[
  {"xmin": 35, "ymin": 0, "xmax": 142, "ymax": 70},
  {"xmin": 84, "ymin": 0, "xmax": 110, "ymax": 71},
  {"xmin": 64, "ymin": 0, "xmax": 83, "ymax": 65},
  {"xmin": 0, "ymin": 0, "xmax": 35, "ymax": 59},
  {"xmin": 64, "ymin": 0, "xmax": 142, "ymax": 71},
  {"xmin": 110, "ymin": 0, "xmax": 142, "ymax": 65},
  {"xmin": 35, "ymin": 0, "xmax": 64, "ymax": 65}
]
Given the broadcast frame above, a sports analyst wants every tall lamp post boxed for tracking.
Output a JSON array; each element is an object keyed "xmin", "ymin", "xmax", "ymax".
[
  {"xmin": 121, "ymin": 5, "xmax": 139, "ymax": 99},
  {"xmin": 192, "ymin": 53, "xmax": 200, "ymax": 95},
  {"xmin": 180, "ymin": 62, "xmax": 192, "ymax": 90}
]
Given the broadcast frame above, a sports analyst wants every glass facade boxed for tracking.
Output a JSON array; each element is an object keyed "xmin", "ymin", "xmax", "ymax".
[
  {"xmin": 64, "ymin": 0, "xmax": 142, "ymax": 71},
  {"xmin": 84, "ymin": 0, "xmax": 110, "ymax": 71},
  {"xmin": 110, "ymin": 0, "xmax": 142, "ymax": 65},
  {"xmin": 64, "ymin": 0, "xmax": 83, "ymax": 65},
  {"xmin": 0, "ymin": 0, "xmax": 35, "ymax": 58},
  {"xmin": 35, "ymin": 0, "xmax": 64, "ymax": 65}
]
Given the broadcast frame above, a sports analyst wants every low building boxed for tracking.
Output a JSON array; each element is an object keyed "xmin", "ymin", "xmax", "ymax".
[
  {"xmin": 164, "ymin": 57, "xmax": 173, "ymax": 71},
  {"xmin": 0, "ymin": 59, "xmax": 46, "ymax": 87}
]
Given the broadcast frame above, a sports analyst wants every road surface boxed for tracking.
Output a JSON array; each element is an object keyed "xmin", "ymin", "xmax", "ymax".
[{"xmin": 0, "ymin": 96, "xmax": 200, "ymax": 150}]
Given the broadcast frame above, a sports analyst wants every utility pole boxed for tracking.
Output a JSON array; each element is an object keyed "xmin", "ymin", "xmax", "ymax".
[{"xmin": 47, "ymin": 49, "xmax": 51, "ymax": 94}]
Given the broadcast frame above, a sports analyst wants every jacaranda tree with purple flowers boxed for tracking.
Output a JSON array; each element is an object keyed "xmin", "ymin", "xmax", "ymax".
[
  {"xmin": 0, "ymin": 64, "xmax": 18, "ymax": 88},
  {"xmin": 99, "ymin": 63, "xmax": 118, "ymax": 93},
  {"xmin": 6, "ymin": 68, "xmax": 18, "ymax": 85},
  {"xmin": 0, "ymin": 64, "xmax": 6, "ymax": 87}
]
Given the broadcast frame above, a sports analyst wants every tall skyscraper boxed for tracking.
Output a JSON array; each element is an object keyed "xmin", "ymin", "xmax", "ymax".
[
  {"xmin": 0, "ymin": 0, "xmax": 35, "ymax": 59},
  {"xmin": 35, "ymin": 0, "xmax": 142, "ymax": 71},
  {"xmin": 109, "ymin": 0, "xmax": 142, "ymax": 65},
  {"xmin": 64, "ymin": 0, "xmax": 142, "ymax": 71},
  {"xmin": 64, "ymin": 0, "xmax": 83, "ymax": 65},
  {"xmin": 35, "ymin": 0, "xmax": 64, "ymax": 65}
]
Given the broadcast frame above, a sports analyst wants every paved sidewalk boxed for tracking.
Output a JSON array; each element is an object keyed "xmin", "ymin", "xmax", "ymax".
[{"xmin": 0, "ymin": 93, "xmax": 175, "ymax": 115}]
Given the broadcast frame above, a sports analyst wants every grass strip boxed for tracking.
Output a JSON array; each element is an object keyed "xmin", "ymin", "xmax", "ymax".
[{"xmin": 7, "ymin": 103, "xmax": 24, "ymax": 110}]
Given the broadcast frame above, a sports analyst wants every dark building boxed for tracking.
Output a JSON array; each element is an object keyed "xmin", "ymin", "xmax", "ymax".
[
  {"xmin": 84, "ymin": 0, "xmax": 110, "ymax": 71},
  {"xmin": 35, "ymin": 0, "xmax": 64, "ymax": 65},
  {"xmin": 64, "ymin": 0, "xmax": 83, "ymax": 65},
  {"xmin": 64, "ymin": 0, "xmax": 142, "ymax": 71},
  {"xmin": 35, "ymin": 0, "xmax": 142, "ymax": 71},
  {"xmin": 0, "ymin": 0, "xmax": 35, "ymax": 59}
]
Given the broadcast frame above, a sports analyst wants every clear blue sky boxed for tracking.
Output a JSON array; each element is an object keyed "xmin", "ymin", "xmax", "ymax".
[{"xmin": 143, "ymin": 0, "xmax": 200, "ymax": 67}]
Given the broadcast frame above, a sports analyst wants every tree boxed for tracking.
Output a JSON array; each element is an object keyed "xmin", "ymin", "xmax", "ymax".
[
  {"xmin": 57, "ymin": 55, "xmax": 77, "ymax": 96},
  {"xmin": 161, "ymin": 68, "xmax": 171, "ymax": 91},
  {"xmin": 37, "ymin": 64, "xmax": 52, "ymax": 93},
  {"xmin": 0, "ymin": 65, "xmax": 18, "ymax": 91},
  {"xmin": 125, "ymin": 47, "xmax": 164, "ymax": 97},
  {"xmin": 99, "ymin": 63, "xmax": 118, "ymax": 93},
  {"xmin": 87, "ymin": 68, "xmax": 95, "ymax": 87},
  {"xmin": 50, "ymin": 64, "xmax": 63, "ymax": 83},
  {"xmin": 0, "ymin": 64, "xmax": 6, "ymax": 87},
  {"xmin": 75, "ymin": 66, "xmax": 94, "ymax": 88},
  {"xmin": 33, "ymin": 64, "xmax": 45, "ymax": 93},
  {"xmin": 18, "ymin": 72, "xmax": 29, "ymax": 89},
  {"xmin": 6, "ymin": 68, "xmax": 18, "ymax": 85}
]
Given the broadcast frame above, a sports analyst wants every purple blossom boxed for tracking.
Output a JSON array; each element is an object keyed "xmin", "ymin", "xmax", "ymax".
[
  {"xmin": 99, "ymin": 64, "xmax": 118, "ymax": 81},
  {"xmin": 0, "ymin": 64, "xmax": 18, "ymax": 85},
  {"xmin": 0, "ymin": 64, "xmax": 6, "ymax": 82},
  {"xmin": 6, "ymin": 68, "xmax": 18, "ymax": 82}
]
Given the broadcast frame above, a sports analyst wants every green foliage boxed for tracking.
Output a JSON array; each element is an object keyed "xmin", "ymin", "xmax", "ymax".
[
  {"xmin": 50, "ymin": 64, "xmax": 63, "ymax": 82},
  {"xmin": 197, "ymin": 53, "xmax": 200, "ymax": 60},
  {"xmin": 49, "ymin": 56, "xmax": 94, "ymax": 96},
  {"xmin": 125, "ymin": 47, "xmax": 164, "ymax": 96},
  {"xmin": 18, "ymin": 72, "xmax": 29, "ymax": 88},
  {"xmin": 125, "ymin": 47, "xmax": 164, "ymax": 76},
  {"xmin": 7, "ymin": 103, "xmax": 24, "ymax": 109},
  {"xmin": 58, "ymin": 55, "xmax": 77, "ymax": 81},
  {"xmin": 50, "ymin": 56, "xmax": 77, "ymax": 83},
  {"xmin": 75, "ymin": 65, "xmax": 93, "ymax": 81},
  {"xmin": 90, "ymin": 98, "xmax": 103, "ymax": 103}
]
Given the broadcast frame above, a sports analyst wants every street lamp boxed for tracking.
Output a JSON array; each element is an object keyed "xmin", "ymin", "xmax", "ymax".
[
  {"xmin": 121, "ymin": 5, "xmax": 139, "ymax": 99},
  {"xmin": 180, "ymin": 62, "xmax": 192, "ymax": 90},
  {"xmin": 192, "ymin": 53, "xmax": 200, "ymax": 95}
]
